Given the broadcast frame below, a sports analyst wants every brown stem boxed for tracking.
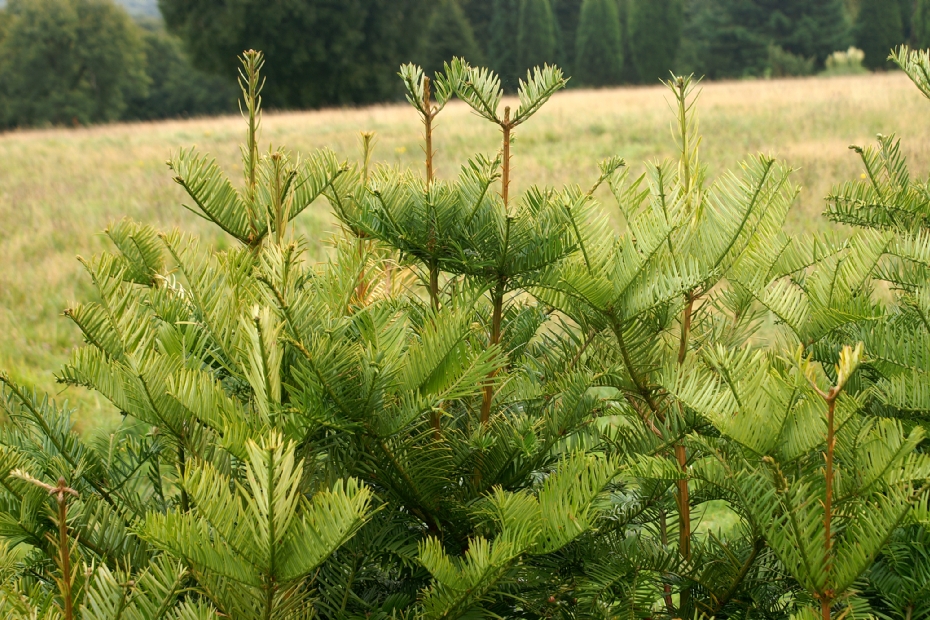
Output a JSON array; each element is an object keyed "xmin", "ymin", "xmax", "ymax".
[
  {"xmin": 271, "ymin": 152, "xmax": 286, "ymax": 244},
  {"xmin": 430, "ymin": 409, "xmax": 443, "ymax": 441},
  {"xmin": 179, "ymin": 443, "xmax": 189, "ymax": 513},
  {"xmin": 480, "ymin": 280, "xmax": 505, "ymax": 426},
  {"xmin": 677, "ymin": 292, "xmax": 695, "ymax": 366},
  {"xmin": 501, "ymin": 107, "xmax": 512, "ymax": 210},
  {"xmin": 44, "ymin": 478, "xmax": 79, "ymax": 620},
  {"xmin": 58, "ymin": 486, "xmax": 73, "ymax": 620},
  {"xmin": 423, "ymin": 76, "xmax": 434, "ymax": 186},
  {"xmin": 429, "ymin": 263, "xmax": 440, "ymax": 312},
  {"xmin": 477, "ymin": 108, "xmax": 514, "ymax": 427}
]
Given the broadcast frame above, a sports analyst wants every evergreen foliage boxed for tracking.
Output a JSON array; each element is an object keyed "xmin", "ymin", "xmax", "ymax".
[
  {"xmin": 628, "ymin": 0, "xmax": 684, "ymax": 83},
  {"xmin": 900, "ymin": 0, "xmax": 916, "ymax": 43},
  {"xmin": 0, "ymin": 0, "xmax": 148, "ymax": 128},
  {"xmin": 517, "ymin": 0, "xmax": 559, "ymax": 77},
  {"xmin": 574, "ymin": 0, "xmax": 624, "ymax": 86},
  {"xmin": 680, "ymin": 0, "xmax": 851, "ymax": 79},
  {"xmin": 127, "ymin": 21, "xmax": 237, "ymax": 121},
  {"xmin": 856, "ymin": 0, "xmax": 905, "ymax": 69},
  {"xmin": 460, "ymin": 0, "xmax": 494, "ymax": 60},
  {"xmin": 916, "ymin": 0, "xmax": 930, "ymax": 48},
  {"xmin": 773, "ymin": 0, "xmax": 851, "ymax": 66},
  {"xmin": 489, "ymin": 0, "xmax": 520, "ymax": 91},
  {"xmin": 158, "ymin": 0, "xmax": 430, "ymax": 108},
  {"xmin": 552, "ymin": 0, "xmax": 583, "ymax": 75},
  {"xmin": 421, "ymin": 0, "xmax": 483, "ymax": 79},
  {"xmin": 3, "ymin": 44, "xmax": 930, "ymax": 620}
]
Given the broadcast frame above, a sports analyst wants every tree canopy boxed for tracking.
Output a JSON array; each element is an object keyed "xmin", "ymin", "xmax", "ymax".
[
  {"xmin": 629, "ymin": 0, "xmax": 684, "ymax": 83},
  {"xmin": 856, "ymin": 0, "xmax": 905, "ymax": 69},
  {"xmin": 516, "ymin": 0, "xmax": 559, "ymax": 77},
  {"xmin": 0, "ymin": 0, "xmax": 148, "ymax": 128},
  {"xmin": 574, "ymin": 0, "xmax": 624, "ymax": 86},
  {"xmin": 158, "ymin": 0, "xmax": 430, "ymax": 108}
]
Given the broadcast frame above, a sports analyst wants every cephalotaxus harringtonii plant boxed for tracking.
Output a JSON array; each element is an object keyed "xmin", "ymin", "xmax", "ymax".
[{"xmin": 0, "ymin": 45, "xmax": 927, "ymax": 620}]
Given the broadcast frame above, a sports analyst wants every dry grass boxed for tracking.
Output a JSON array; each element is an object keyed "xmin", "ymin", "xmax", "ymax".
[{"xmin": 2, "ymin": 71, "xmax": 928, "ymax": 429}]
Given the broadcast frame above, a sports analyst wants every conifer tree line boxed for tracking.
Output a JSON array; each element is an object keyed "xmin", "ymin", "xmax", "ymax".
[
  {"xmin": 1, "ymin": 0, "xmax": 929, "ymax": 128},
  {"xmin": 4, "ymin": 44, "xmax": 930, "ymax": 619},
  {"xmin": 159, "ymin": 0, "xmax": 930, "ymax": 103}
]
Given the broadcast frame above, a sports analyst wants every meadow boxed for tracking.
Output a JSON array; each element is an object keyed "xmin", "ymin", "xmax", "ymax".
[{"xmin": 2, "ymin": 71, "xmax": 929, "ymax": 430}]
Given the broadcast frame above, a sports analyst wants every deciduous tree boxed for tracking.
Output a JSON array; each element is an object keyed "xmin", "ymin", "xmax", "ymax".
[{"xmin": 0, "ymin": 0, "xmax": 147, "ymax": 128}]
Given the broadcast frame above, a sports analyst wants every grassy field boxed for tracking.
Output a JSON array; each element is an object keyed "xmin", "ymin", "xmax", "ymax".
[{"xmin": 2, "ymin": 71, "xmax": 929, "ymax": 430}]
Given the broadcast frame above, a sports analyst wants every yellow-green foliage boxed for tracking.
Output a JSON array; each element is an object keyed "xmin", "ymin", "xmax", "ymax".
[{"xmin": 2, "ymin": 73, "xmax": 930, "ymax": 430}]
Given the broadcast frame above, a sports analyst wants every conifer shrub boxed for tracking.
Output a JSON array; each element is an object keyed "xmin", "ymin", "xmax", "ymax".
[
  {"xmin": 574, "ymin": 0, "xmax": 624, "ymax": 86},
  {"xmin": 1, "ymin": 44, "xmax": 930, "ymax": 620}
]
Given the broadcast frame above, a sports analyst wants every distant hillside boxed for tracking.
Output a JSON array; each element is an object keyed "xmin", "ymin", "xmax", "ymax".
[{"xmin": 0, "ymin": 0, "xmax": 161, "ymax": 18}]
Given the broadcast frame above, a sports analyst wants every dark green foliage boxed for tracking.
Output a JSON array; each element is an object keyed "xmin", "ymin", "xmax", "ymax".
[
  {"xmin": 772, "ymin": 0, "xmax": 851, "ymax": 65},
  {"xmin": 901, "ymin": 0, "xmax": 916, "ymax": 42},
  {"xmin": 517, "ymin": 0, "xmax": 558, "ymax": 76},
  {"xmin": 158, "ymin": 0, "xmax": 430, "ymax": 108},
  {"xmin": 768, "ymin": 44, "xmax": 816, "ymax": 77},
  {"xmin": 677, "ymin": 0, "xmax": 769, "ymax": 78},
  {"xmin": 552, "ymin": 0, "xmax": 583, "ymax": 75},
  {"xmin": 0, "ymin": 0, "xmax": 147, "ymax": 129},
  {"xmin": 628, "ymin": 0, "xmax": 684, "ymax": 83},
  {"xmin": 460, "ymin": 0, "xmax": 494, "ymax": 58},
  {"xmin": 421, "ymin": 0, "xmax": 482, "ymax": 78},
  {"xmin": 679, "ymin": 0, "xmax": 851, "ymax": 79},
  {"xmin": 616, "ymin": 0, "xmax": 641, "ymax": 84},
  {"xmin": 574, "ymin": 0, "xmax": 623, "ymax": 86},
  {"xmin": 6, "ymin": 41, "xmax": 930, "ymax": 620},
  {"xmin": 489, "ymin": 0, "xmax": 520, "ymax": 90},
  {"xmin": 856, "ymin": 0, "xmax": 905, "ymax": 68},
  {"xmin": 915, "ymin": 0, "xmax": 930, "ymax": 47},
  {"xmin": 126, "ymin": 22, "xmax": 237, "ymax": 121},
  {"xmin": 865, "ymin": 524, "xmax": 930, "ymax": 620}
]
